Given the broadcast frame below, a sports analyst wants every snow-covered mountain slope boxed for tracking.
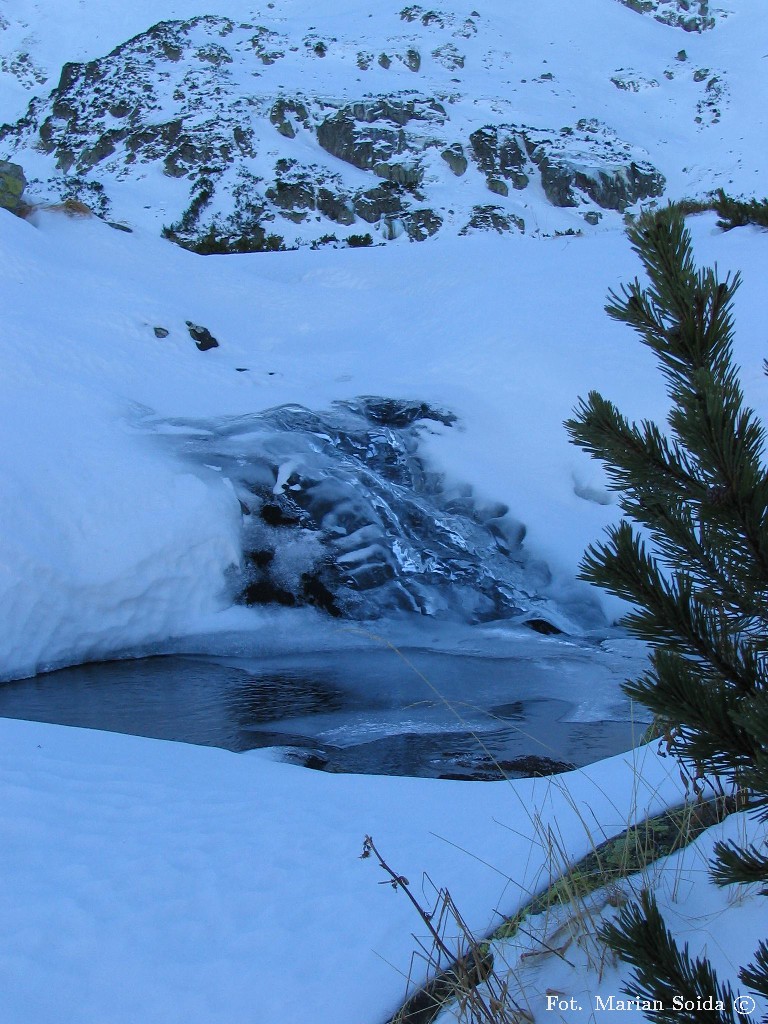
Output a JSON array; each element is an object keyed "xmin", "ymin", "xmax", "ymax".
[{"xmin": 1, "ymin": 0, "xmax": 766, "ymax": 250}]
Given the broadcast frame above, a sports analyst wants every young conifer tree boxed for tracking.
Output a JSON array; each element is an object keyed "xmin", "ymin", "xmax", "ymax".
[
  {"xmin": 715, "ymin": 190, "xmax": 768, "ymax": 232},
  {"xmin": 565, "ymin": 206, "xmax": 768, "ymax": 1020}
]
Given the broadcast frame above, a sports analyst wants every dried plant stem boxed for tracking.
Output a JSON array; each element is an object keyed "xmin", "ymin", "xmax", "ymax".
[{"xmin": 362, "ymin": 835, "xmax": 531, "ymax": 1024}]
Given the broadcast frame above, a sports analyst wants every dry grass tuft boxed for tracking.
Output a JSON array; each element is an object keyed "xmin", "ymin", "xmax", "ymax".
[
  {"xmin": 42, "ymin": 198, "xmax": 94, "ymax": 217},
  {"xmin": 370, "ymin": 793, "xmax": 738, "ymax": 1024}
]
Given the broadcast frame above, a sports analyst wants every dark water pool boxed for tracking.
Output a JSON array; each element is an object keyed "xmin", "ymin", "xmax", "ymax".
[{"xmin": 0, "ymin": 643, "xmax": 650, "ymax": 779}]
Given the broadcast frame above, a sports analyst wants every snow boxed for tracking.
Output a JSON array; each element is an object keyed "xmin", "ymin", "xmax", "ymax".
[
  {"xmin": 1, "ymin": 195, "xmax": 766, "ymax": 1024},
  {"xmin": 2, "ymin": 205, "xmax": 767, "ymax": 678},
  {"xmin": 0, "ymin": 717, "xmax": 687, "ymax": 1024},
  {"xmin": 0, "ymin": 383, "xmax": 241, "ymax": 677},
  {"xmin": 1, "ymin": 1, "xmax": 767, "ymax": 1021},
  {"xmin": 2, "ymin": 715, "xmax": 763, "ymax": 1023}
]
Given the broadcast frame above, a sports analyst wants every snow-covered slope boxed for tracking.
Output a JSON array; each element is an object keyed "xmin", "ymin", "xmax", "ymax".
[
  {"xmin": 2, "ymin": 716, "xmax": 765, "ymax": 1024},
  {"xmin": 1, "ymin": 204, "xmax": 767, "ymax": 679}
]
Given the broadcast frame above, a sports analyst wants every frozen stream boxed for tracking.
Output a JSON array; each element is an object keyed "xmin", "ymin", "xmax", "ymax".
[
  {"xmin": 0, "ymin": 628, "xmax": 652, "ymax": 779},
  {"xmin": 0, "ymin": 395, "xmax": 653, "ymax": 779}
]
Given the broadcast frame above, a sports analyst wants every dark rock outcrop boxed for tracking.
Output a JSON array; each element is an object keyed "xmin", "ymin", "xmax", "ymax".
[
  {"xmin": 316, "ymin": 98, "xmax": 444, "ymax": 186},
  {"xmin": 441, "ymin": 144, "xmax": 467, "ymax": 176},
  {"xmin": 616, "ymin": 0, "xmax": 715, "ymax": 31},
  {"xmin": 461, "ymin": 205, "xmax": 525, "ymax": 235},
  {"xmin": 404, "ymin": 207, "xmax": 442, "ymax": 240},
  {"xmin": 186, "ymin": 321, "xmax": 219, "ymax": 350},
  {"xmin": 469, "ymin": 126, "xmax": 529, "ymax": 191},
  {"xmin": 0, "ymin": 15, "xmax": 666, "ymax": 249},
  {"xmin": 353, "ymin": 181, "xmax": 407, "ymax": 224},
  {"xmin": 526, "ymin": 120, "xmax": 665, "ymax": 211}
]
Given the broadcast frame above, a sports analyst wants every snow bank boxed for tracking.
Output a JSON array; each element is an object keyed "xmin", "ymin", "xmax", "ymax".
[
  {"xmin": 0, "ymin": 716, "xmax": 686, "ymax": 1024},
  {"xmin": 0, "ymin": 388, "xmax": 241, "ymax": 677}
]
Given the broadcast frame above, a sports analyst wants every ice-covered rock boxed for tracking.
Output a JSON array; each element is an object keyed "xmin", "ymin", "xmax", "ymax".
[
  {"xmin": 526, "ymin": 120, "xmax": 664, "ymax": 212},
  {"xmin": 147, "ymin": 397, "xmax": 598, "ymax": 628}
]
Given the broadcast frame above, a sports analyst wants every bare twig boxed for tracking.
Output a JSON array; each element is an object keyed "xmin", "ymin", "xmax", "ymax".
[{"xmin": 362, "ymin": 836, "xmax": 532, "ymax": 1024}]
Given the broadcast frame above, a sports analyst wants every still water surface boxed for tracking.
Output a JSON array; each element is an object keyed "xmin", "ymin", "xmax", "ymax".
[{"xmin": 0, "ymin": 645, "xmax": 650, "ymax": 779}]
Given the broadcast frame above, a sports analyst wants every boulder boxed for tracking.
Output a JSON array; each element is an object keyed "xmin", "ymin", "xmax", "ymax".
[
  {"xmin": 0, "ymin": 160, "xmax": 26, "ymax": 212},
  {"xmin": 317, "ymin": 189, "xmax": 356, "ymax": 225},
  {"xmin": 441, "ymin": 144, "xmax": 467, "ymax": 176},
  {"xmin": 404, "ymin": 208, "xmax": 443, "ymax": 241},
  {"xmin": 460, "ymin": 205, "xmax": 525, "ymax": 235},
  {"xmin": 317, "ymin": 111, "xmax": 407, "ymax": 172},
  {"xmin": 265, "ymin": 178, "xmax": 316, "ymax": 212},
  {"xmin": 353, "ymin": 182, "xmax": 406, "ymax": 224},
  {"xmin": 269, "ymin": 97, "xmax": 310, "ymax": 139},
  {"xmin": 526, "ymin": 120, "xmax": 665, "ymax": 211},
  {"xmin": 535, "ymin": 152, "xmax": 664, "ymax": 211},
  {"xmin": 316, "ymin": 99, "xmax": 440, "ymax": 186},
  {"xmin": 402, "ymin": 48, "xmax": 421, "ymax": 72},
  {"xmin": 186, "ymin": 321, "xmax": 219, "ymax": 351}
]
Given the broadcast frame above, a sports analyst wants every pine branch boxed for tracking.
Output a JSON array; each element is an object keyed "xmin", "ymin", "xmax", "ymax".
[
  {"xmin": 601, "ymin": 889, "xmax": 739, "ymax": 1024},
  {"xmin": 734, "ymin": 693, "xmax": 768, "ymax": 751},
  {"xmin": 711, "ymin": 840, "xmax": 768, "ymax": 891},
  {"xmin": 715, "ymin": 190, "xmax": 768, "ymax": 232},
  {"xmin": 624, "ymin": 653, "xmax": 760, "ymax": 777},
  {"xmin": 568, "ymin": 204, "xmax": 768, "ymax": 1024},
  {"xmin": 566, "ymin": 392, "xmax": 701, "ymax": 495},
  {"xmin": 741, "ymin": 942, "xmax": 768, "ymax": 1001},
  {"xmin": 581, "ymin": 523, "xmax": 766, "ymax": 696},
  {"xmin": 621, "ymin": 500, "xmax": 768, "ymax": 627}
]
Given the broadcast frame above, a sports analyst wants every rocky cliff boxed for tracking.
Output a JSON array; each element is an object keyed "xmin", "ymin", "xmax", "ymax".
[{"xmin": 0, "ymin": 8, "xmax": 679, "ymax": 250}]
